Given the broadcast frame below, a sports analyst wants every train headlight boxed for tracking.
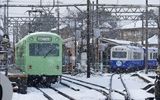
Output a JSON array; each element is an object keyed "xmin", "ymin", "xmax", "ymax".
[
  {"xmin": 56, "ymin": 65, "xmax": 60, "ymax": 70},
  {"xmin": 28, "ymin": 65, "xmax": 32, "ymax": 69},
  {"xmin": 116, "ymin": 61, "xmax": 122, "ymax": 67}
]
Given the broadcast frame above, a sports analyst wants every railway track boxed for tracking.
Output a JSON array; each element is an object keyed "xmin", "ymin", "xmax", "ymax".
[
  {"xmin": 62, "ymin": 75, "xmax": 109, "ymax": 100},
  {"xmin": 131, "ymin": 73, "xmax": 155, "ymax": 95},
  {"xmin": 60, "ymin": 82, "xmax": 80, "ymax": 91},
  {"xmin": 62, "ymin": 75, "xmax": 131, "ymax": 100},
  {"xmin": 109, "ymin": 74, "xmax": 132, "ymax": 100},
  {"xmin": 36, "ymin": 87, "xmax": 54, "ymax": 100},
  {"xmin": 49, "ymin": 86, "xmax": 76, "ymax": 100},
  {"xmin": 37, "ymin": 81, "xmax": 107, "ymax": 100},
  {"xmin": 33, "ymin": 73, "xmax": 154, "ymax": 100},
  {"xmin": 130, "ymin": 72, "xmax": 156, "ymax": 100},
  {"xmin": 36, "ymin": 85, "xmax": 76, "ymax": 100},
  {"xmin": 26, "ymin": 76, "xmax": 112, "ymax": 100}
]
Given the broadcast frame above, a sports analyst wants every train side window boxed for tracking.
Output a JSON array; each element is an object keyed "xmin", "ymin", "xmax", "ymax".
[
  {"xmin": 153, "ymin": 53, "xmax": 157, "ymax": 59},
  {"xmin": 128, "ymin": 51, "xmax": 132, "ymax": 59},
  {"xmin": 133, "ymin": 52, "xmax": 142, "ymax": 59},
  {"xmin": 149, "ymin": 53, "xmax": 152, "ymax": 60},
  {"xmin": 19, "ymin": 46, "xmax": 24, "ymax": 57}
]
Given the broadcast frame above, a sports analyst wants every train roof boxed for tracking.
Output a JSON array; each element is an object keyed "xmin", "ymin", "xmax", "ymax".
[
  {"xmin": 111, "ymin": 45, "xmax": 144, "ymax": 51},
  {"xmin": 25, "ymin": 32, "xmax": 61, "ymax": 39},
  {"xmin": 16, "ymin": 32, "xmax": 62, "ymax": 46},
  {"xmin": 112, "ymin": 45, "xmax": 143, "ymax": 49},
  {"xmin": 111, "ymin": 45, "xmax": 158, "ymax": 52},
  {"xmin": 146, "ymin": 47, "xmax": 158, "ymax": 52}
]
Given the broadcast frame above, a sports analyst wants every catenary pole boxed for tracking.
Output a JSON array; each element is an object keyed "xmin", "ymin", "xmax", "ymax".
[
  {"xmin": 144, "ymin": 0, "xmax": 148, "ymax": 74},
  {"xmin": 158, "ymin": 6, "xmax": 160, "ymax": 56},
  {"xmin": 87, "ymin": 0, "xmax": 91, "ymax": 78}
]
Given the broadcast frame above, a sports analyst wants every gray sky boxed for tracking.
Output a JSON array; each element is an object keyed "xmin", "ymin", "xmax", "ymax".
[
  {"xmin": 0, "ymin": 0, "xmax": 159, "ymax": 38},
  {"xmin": 0, "ymin": 0, "xmax": 159, "ymax": 17},
  {"xmin": 2, "ymin": 0, "xmax": 159, "ymax": 5}
]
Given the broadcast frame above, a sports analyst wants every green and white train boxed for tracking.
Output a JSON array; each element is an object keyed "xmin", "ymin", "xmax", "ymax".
[{"xmin": 15, "ymin": 32, "xmax": 63, "ymax": 87}]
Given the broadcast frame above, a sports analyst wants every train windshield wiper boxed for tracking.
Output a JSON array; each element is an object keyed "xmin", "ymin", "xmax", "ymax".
[{"xmin": 44, "ymin": 47, "xmax": 55, "ymax": 58}]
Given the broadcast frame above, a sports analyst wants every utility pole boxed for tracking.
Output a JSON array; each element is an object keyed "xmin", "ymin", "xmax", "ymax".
[
  {"xmin": 74, "ymin": 18, "xmax": 77, "ymax": 73},
  {"xmin": 96, "ymin": 0, "xmax": 98, "ymax": 27},
  {"xmin": 87, "ymin": 0, "xmax": 90, "ymax": 78},
  {"xmin": 28, "ymin": 10, "xmax": 31, "ymax": 33},
  {"xmin": 158, "ymin": 6, "xmax": 160, "ymax": 55},
  {"xmin": 91, "ymin": 1, "xmax": 95, "ymax": 71},
  {"xmin": 6, "ymin": 0, "xmax": 9, "ymax": 35},
  {"xmin": 141, "ymin": 14, "xmax": 144, "ymax": 46},
  {"xmin": 96, "ymin": 0, "xmax": 99, "ymax": 71},
  {"xmin": 57, "ymin": 0, "xmax": 60, "ymax": 35},
  {"xmin": 144, "ymin": 0, "xmax": 148, "ymax": 74},
  {"xmin": 40, "ymin": 0, "xmax": 42, "ymax": 6},
  {"xmin": 3, "ymin": 4, "xmax": 6, "ymax": 34},
  {"xmin": 2, "ymin": 0, "xmax": 9, "ymax": 34}
]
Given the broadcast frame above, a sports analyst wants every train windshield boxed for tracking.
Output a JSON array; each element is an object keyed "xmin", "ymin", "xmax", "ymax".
[
  {"xmin": 29, "ymin": 43, "xmax": 59, "ymax": 56},
  {"xmin": 112, "ymin": 51, "xmax": 127, "ymax": 58}
]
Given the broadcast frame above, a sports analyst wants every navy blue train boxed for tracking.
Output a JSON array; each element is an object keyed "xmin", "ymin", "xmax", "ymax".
[{"xmin": 110, "ymin": 45, "xmax": 158, "ymax": 71}]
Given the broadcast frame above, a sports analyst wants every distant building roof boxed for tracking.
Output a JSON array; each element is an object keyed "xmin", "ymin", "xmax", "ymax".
[
  {"xmin": 0, "ymin": 19, "xmax": 4, "ymax": 36},
  {"xmin": 51, "ymin": 24, "xmax": 67, "ymax": 31},
  {"xmin": 120, "ymin": 20, "xmax": 158, "ymax": 29},
  {"xmin": 145, "ymin": 35, "xmax": 158, "ymax": 45},
  {"xmin": 102, "ymin": 37, "xmax": 133, "ymax": 45},
  {"xmin": 137, "ymin": 34, "xmax": 158, "ymax": 45},
  {"xmin": 100, "ymin": 22, "xmax": 112, "ymax": 28}
]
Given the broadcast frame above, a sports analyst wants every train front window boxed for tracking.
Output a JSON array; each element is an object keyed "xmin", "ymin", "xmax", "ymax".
[
  {"xmin": 29, "ymin": 43, "xmax": 59, "ymax": 56},
  {"xmin": 112, "ymin": 51, "xmax": 127, "ymax": 58}
]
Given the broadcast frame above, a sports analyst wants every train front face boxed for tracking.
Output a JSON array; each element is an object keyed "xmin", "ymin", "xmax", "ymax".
[
  {"xmin": 26, "ymin": 32, "xmax": 63, "ymax": 84},
  {"xmin": 110, "ymin": 49, "xmax": 128, "ymax": 71},
  {"xmin": 110, "ymin": 46, "xmax": 144, "ymax": 72}
]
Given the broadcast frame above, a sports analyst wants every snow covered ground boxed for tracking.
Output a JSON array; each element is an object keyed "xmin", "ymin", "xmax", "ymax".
[{"xmin": 12, "ymin": 71, "xmax": 156, "ymax": 100}]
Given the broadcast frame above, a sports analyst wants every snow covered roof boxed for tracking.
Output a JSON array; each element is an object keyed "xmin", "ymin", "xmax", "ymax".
[
  {"xmin": 64, "ymin": 37, "xmax": 74, "ymax": 43},
  {"xmin": 120, "ymin": 20, "xmax": 158, "ymax": 29},
  {"xmin": 138, "ymin": 34, "xmax": 158, "ymax": 45},
  {"xmin": 64, "ymin": 37, "xmax": 139, "ymax": 45},
  {"xmin": 51, "ymin": 24, "xmax": 67, "ymax": 31},
  {"xmin": 147, "ymin": 34, "xmax": 158, "ymax": 44},
  {"xmin": 0, "ymin": 19, "xmax": 3, "ymax": 28},
  {"xmin": 64, "ymin": 37, "xmax": 132, "ymax": 48},
  {"xmin": 102, "ymin": 38, "xmax": 133, "ymax": 45},
  {"xmin": 100, "ymin": 22, "xmax": 112, "ymax": 28},
  {"xmin": 0, "ymin": 19, "xmax": 4, "ymax": 36}
]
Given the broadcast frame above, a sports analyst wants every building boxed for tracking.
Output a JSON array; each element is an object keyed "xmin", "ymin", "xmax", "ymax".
[
  {"xmin": 142, "ymin": 34, "xmax": 158, "ymax": 47},
  {"xmin": 118, "ymin": 20, "xmax": 158, "ymax": 43}
]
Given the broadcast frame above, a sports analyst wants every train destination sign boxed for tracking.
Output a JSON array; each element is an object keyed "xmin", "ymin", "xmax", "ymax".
[{"xmin": 37, "ymin": 36, "xmax": 52, "ymax": 42}]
